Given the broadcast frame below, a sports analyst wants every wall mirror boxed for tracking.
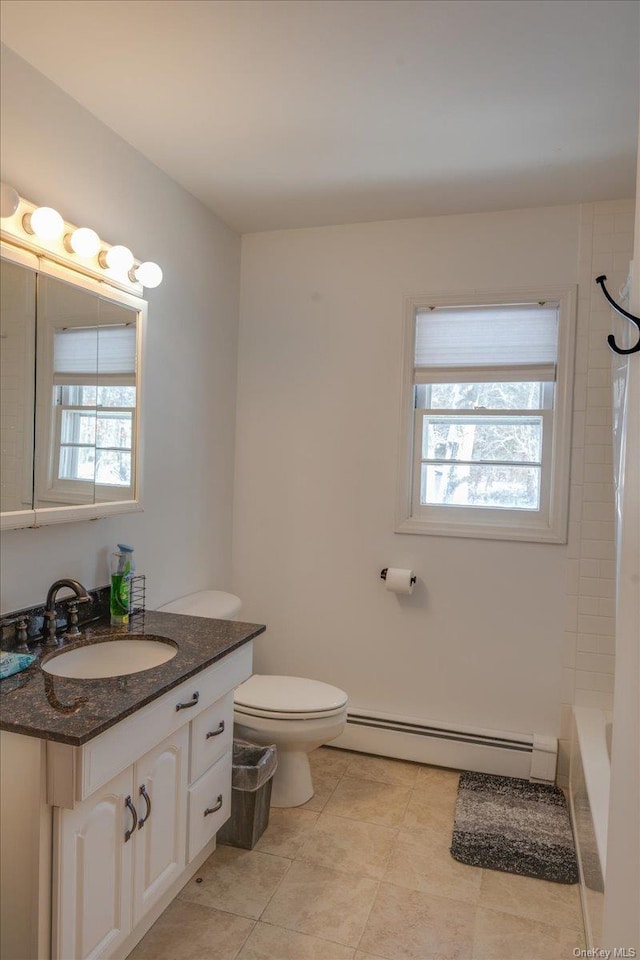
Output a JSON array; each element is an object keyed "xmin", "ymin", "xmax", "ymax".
[{"xmin": 0, "ymin": 244, "xmax": 145, "ymax": 529}]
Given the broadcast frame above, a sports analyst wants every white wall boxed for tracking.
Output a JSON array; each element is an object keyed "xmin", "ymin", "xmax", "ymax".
[
  {"xmin": 234, "ymin": 205, "xmax": 582, "ymax": 737},
  {"xmin": 0, "ymin": 46, "xmax": 240, "ymax": 613}
]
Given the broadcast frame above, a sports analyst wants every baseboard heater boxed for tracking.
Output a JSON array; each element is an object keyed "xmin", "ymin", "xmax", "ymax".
[{"xmin": 332, "ymin": 709, "xmax": 558, "ymax": 782}]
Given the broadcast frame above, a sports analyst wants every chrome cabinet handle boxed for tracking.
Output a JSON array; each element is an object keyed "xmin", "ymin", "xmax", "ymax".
[
  {"xmin": 138, "ymin": 784, "xmax": 151, "ymax": 829},
  {"xmin": 124, "ymin": 796, "xmax": 138, "ymax": 842},
  {"xmin": 176, "ymin": 691, "xmax": 199, "ymax": 711},
  {"xmin": 204, "ymin": 794, "xmax": 223, "ymax": 817},
  {"xmin": 205, "ymin": 721, "xmax": 225, "ymax": 739}
]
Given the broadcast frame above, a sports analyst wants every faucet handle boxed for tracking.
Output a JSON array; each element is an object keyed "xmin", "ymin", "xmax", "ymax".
[
  {"xmin": 1, "ymin": 616, "xmax": 30, "ymax": 653},
  {"xmin": 14, "ymin": 618, "xmax": 29, "ymax": 652},
  {"xmin": 64, "ymin": 601, "xmax": 83, "ymax": 639},
  {"xmin": 43, "ymin": 609, "xmax": 59, "ymax": 648}
]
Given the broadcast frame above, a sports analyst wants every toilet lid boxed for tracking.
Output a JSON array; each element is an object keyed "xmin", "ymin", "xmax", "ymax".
[
  {"xmin": 234, "ymin": 675, "xmax": 348, "ymax": 715},
  {"xmin": 157, "ymin": 590, "xmax": 241, "ymax": 620}
]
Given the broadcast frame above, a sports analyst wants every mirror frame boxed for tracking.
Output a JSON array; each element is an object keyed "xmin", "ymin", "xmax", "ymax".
[{"xmin": 1, "ymin": 241, "xmax": 146, "ymax": 531}]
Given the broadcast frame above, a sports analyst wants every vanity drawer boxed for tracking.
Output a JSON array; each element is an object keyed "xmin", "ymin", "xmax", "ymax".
[
  {"xmin": 190, "ymin": 692, "xmax": 234, "ymax": 784},
  {"xmin": 187, "ymin": 750, "xmax": 231, "ymax": 862}
]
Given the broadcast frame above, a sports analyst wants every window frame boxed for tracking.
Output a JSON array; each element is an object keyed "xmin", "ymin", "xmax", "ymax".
[{"xmin": 395, "ymin": 287, "xmax": 577, "ymax": 543}]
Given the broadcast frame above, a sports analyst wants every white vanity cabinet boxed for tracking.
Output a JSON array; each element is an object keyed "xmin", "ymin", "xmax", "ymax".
[
  {"xmin": 0, "ymin": 642, "xmax": 251, "ymax": 960},
  {"xmin": 54, "ymin": 726, "xmax": 189, "ymax": 960}
]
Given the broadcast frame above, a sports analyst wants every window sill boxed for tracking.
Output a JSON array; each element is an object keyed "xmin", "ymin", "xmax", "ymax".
[
  {"xmin": 40, "ymin": 484, "xmax": 134, "ymax": 505},
  {"xmin": 395, "ymin": 514, "xmax": 568, "ymax": 544}
]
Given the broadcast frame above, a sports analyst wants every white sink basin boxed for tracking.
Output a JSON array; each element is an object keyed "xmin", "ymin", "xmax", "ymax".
[{"xmin": 42, "ymin": 636, "xmax": 178, "ymax": 679}]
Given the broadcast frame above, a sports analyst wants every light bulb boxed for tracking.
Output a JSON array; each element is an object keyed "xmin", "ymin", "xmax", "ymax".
[
  {"xmin": 68, "ymin": 227, "xmax": 101, "ymax": 258},
  {"xmin": 100, "ymin": 245, "xmax": 135, "ymax": 273},
  {"xmin": 24, "ymin": 206, "xmax": 64, "ymax": 240},
  {"xmin": 134, "ymin": 261, "xmax": 163, "ymax": 288},
  {"xmin": 0, "ymin": 182, "xmax": 19, "ymax": 218}
]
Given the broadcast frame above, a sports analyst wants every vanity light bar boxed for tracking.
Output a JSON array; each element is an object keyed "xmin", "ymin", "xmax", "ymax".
[{"xmin": 0, "ymin": 182, "xmax": 163, "ymax": 293}]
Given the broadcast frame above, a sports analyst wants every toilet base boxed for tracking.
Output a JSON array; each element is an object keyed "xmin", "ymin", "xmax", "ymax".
[
  {"xmin": 270, "ymin": 749, "xmax": 314, "ymax": 807},
  {"xmin": 234, "ymin": 709, "xmax": 347, "ymax": 809}
]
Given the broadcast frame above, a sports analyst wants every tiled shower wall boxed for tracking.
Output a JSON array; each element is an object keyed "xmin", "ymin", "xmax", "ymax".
[{"xmin": 558, "ymin": 198, "xmax": 635, "ymax": 785}]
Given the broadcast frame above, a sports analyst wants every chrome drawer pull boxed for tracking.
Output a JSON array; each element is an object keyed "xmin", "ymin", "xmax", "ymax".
[
  {"xmin": 205, "ymin": 721, "xmax": 225, "ymax": 739},
  {"xmin": 176, "ymin": 691, "xmax": 199, "ymax": 711},
  {"xmin": 124, "ymin": 796, "xmax": 138, "ymax": 842},
  {"xmin": 204, "ymin": 794, "xmax": 223, "ymax": 816}
]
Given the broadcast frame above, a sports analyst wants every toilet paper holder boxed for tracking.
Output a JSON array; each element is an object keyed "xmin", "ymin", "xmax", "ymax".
[{"xmin": 380, "ymin": 568, "xmax": 416, "ymax": 585}]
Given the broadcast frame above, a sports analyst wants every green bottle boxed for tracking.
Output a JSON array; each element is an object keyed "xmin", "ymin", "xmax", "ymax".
[{"xmin": 110, "ymin": 546, "xmax": 133, "ymax": 625}]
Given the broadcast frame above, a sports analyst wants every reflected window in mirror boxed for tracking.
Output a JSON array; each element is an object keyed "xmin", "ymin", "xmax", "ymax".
[{"xmin": 35, "ymin": 274, "xmax": 139, "ymax": 508}]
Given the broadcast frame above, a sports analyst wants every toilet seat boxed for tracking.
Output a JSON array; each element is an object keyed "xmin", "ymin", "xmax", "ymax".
[
  {"xmin": 234, "ymin": 675, "xmax": 348, "ymax": 721},
  {"xmin": 235, "ymin": 704, "xmax": 346, "ymax": 721}
]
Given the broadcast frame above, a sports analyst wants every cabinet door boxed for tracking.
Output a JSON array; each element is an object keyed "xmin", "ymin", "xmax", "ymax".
[
  {"xmin": 133, "ymin": 725, "xmax": 188, "ymax": 924},
  {"xmin": 53, "ymin": 766, "xmax": 134, "ymax": 960}
]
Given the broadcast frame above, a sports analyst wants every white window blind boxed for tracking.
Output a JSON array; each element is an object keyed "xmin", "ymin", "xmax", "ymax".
[
  {"xmin": 54, "ymin": 325, "xmax": 136, "ymax": 376},
  {"xmin": 415, "ymin": 303, "xmax": 559, "ymax": 374}
]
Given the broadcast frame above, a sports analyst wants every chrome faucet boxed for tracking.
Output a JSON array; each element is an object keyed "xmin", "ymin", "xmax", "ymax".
[{"xmin": 43, "ymin": 579, "xmax": 91, "ymax": 647}]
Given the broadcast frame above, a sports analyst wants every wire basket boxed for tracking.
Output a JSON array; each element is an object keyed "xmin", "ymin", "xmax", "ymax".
[{"xmin": 128, "ymin": 574, "xmax": 146, "ymax": 631}]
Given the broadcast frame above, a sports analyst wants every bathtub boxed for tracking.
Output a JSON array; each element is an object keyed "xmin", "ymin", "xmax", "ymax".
[{"xmin": 570, "ymin": 706, "xmax": 612, "ymax": 948}]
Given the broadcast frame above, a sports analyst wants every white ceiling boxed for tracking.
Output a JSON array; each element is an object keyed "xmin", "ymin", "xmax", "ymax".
[{"xmin": 1, "ymin": 0, "xmax": 638, "ymax": 233}]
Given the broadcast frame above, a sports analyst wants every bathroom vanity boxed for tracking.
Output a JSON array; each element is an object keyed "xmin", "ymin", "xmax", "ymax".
[{"xmin": 0, "ymin": 611, "xmax": 265, "ymax": 960}]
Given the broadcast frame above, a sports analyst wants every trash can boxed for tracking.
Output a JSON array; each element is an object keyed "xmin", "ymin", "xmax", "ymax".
[{"xmin": 217, "ymin": 740, "xmax": 278, "ymax": 849}]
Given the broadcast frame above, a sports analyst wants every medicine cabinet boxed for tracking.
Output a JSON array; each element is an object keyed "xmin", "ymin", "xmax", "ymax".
[{"xmin": 0, "ymin": 243, "xmax": 145, "ymax": 530}]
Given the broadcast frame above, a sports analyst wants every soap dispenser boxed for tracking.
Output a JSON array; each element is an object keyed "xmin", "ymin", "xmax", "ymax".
[{"xmin": 110, "ymin": 544, "xmax": 134, "ymax": 625}]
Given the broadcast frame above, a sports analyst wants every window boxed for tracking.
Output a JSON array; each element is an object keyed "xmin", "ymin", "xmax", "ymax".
[
  {"xmin": 55, "ymin": 384, "xmax": 135, "ymax": 487},
  {"xmin": 44, "ymin": 323, "xmax": 137, "ymax": 502},
  {"xmin": 397, "ymin": 290, "xmax": 576, "ymax": 542}
]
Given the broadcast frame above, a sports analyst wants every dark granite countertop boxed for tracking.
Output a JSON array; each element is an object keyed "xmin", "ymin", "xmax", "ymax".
[{"xmin": 0, "ymin": 611, "xmax": 265, "ymax": 746}]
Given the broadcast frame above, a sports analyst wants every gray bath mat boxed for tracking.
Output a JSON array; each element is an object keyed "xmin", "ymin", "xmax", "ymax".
[{"xmin": 450, "ymin": 771, "xmax": 579, "ymax": 884}]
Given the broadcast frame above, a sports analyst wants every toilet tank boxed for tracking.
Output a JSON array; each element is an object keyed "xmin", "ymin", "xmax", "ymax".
[{"xmin": 157, "ymin": 589, "xmax": 242, "ymax": 620}]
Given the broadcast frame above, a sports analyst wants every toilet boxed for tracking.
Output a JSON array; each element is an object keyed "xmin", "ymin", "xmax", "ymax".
[
  {"xmin": 157, "ymin": 591, "xmax": 348, "ymax": 807},
  {"xmin": 234, "ymin": 674, "xmax": 348, "ymax": 807}
]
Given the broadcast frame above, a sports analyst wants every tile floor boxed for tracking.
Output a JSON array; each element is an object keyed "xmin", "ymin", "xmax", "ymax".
[{"xmin": 128, "ymin": 748, "xmax": 585, "ymax": 960}]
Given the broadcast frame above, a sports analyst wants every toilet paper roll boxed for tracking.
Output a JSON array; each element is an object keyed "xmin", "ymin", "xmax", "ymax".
[{"xmin": 384, "ymin": 568, "xmax": 415, "ymax": 595}]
